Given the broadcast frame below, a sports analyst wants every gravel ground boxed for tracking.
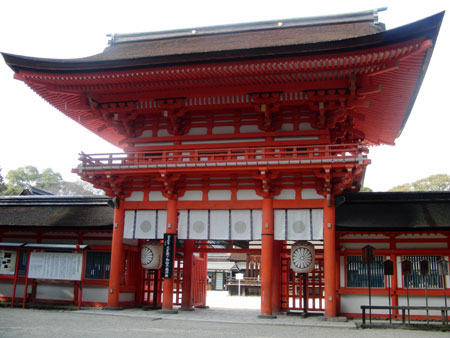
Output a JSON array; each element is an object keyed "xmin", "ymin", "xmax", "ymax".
[
  {"xmin": 1, "ymin": 307, "xmax": 449, "ymax": 338},
  {"xmin": 0, "ymin": 292, "xmax": 448, "ymax": 338}
]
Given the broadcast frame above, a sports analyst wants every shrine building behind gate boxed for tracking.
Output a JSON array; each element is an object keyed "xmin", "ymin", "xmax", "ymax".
[{"xmin": 1, "ymin": 8, "xmax": 446, "ymax": 318}]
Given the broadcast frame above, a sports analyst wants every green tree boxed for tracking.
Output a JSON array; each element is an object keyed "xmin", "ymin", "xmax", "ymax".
[
  {"xmin": 0, "ymin": 168, "xmax": 7, "ymax": 194},
  {"xmin": 388, "ymin": 174, "xmax": 450, "ymax": 192},
  {"xmin": 1, "ymin": 166, "xmax": 103, "ymax": 196},
  {"xmin": 360, "ymin": 187, "xmax": 373, "ymax": 192}
]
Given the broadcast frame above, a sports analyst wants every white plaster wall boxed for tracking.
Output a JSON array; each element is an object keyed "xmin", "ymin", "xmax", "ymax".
[
  {"xmin": 36, "ymin": 284, "xmax": 74, "ymax": 301},
  {"xmin": 239, "ymin": 125, "xmax": 260, "ymax": 133},
  {"xmin": 149, "ymin": 191, "xmax": 168, "ymax": 201},
  {"xmin": 341, "ymin": 294, "xmax": 390, "ymax": 315},
  {"xmin": 119, "ymin": 292, "xmax": 135, "ymax": 302},
  {"xmin": 299, "ymin": 122, "xmax": 315, "ymax": 130},
  {"xmin": 208, "ymin": 190, "xmax": 231, "ymax": 201},
  {"xmin": 186, "ymin": 127, "xmax": 207, "ymax": 135},
  {"xmin": 125, "ymin": 191, "xmax": 144, "ymax": 202},
  {"xmin": 82, "ymin": 286, "xmax": 108, "ymax": 303},
  {"xmin": 398, "ymin": 296, "xmax": 447, "ymax": 316},
  {"xmin": 0, "ymin": 282, "xmax": 31, "ymax": 297},
  {"xmin": 179, "ymin": 190, "xmax": 203, "ymax": 201},
  {"xmin": 212, "ymin": 126, "xmax": 234, "ymax": 134},
  {"xmin": 236, "ymin": 189, "xmax": 262, "ymax": 200},
  {"xmin": 301, "ymin": 189, "xmax": 323, "ymax": 199},
  {"xmin": 274, "ymin": 189, "xmax": 296, "ymax": 200}
]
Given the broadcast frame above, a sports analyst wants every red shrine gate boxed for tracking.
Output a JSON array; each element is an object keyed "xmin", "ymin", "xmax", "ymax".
[{"xmin": 2, "ymin": 9, "xmax": 443, "ymax": 317}]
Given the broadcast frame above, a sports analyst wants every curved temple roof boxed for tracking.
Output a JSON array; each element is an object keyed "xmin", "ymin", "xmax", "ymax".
[{"xmin": 0, "ymin": 10, "xmax": 445, "ymax": 147}]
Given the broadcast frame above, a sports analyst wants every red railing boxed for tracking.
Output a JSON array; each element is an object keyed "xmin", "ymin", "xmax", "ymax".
[{"xmin": 77, "ymin": 144, "xmax": 367, "ymax": 171}]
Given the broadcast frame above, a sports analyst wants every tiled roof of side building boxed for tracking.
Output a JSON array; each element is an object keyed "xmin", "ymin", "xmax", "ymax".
[{"xmin": 336, "ymin": 191, "xmax": 450, "ymax": 230}]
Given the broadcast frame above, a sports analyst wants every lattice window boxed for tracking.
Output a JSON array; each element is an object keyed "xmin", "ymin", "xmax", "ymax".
[
  {"xmin": 402, "ymin": 255, "xmax": 443, "ymax": 289},
  {"xmin": 346, "ymin": 255, "xmax": 385, "ymax": 288},
  {"xmin": 84, "ymin": 251, "xmax": 110, "ymax": 280}
]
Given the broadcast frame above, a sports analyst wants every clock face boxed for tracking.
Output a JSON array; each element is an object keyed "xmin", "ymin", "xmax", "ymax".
[
  {"xmin": 292, "ymin": 246, "xmax": 313, "ymax": 270},
  {"xmin": 141, "ymin": 246, "xmax": 154, "ymax": 266}
]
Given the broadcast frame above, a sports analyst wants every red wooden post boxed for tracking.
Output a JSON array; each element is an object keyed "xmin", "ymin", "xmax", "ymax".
[
  {"xmin": 11, "ymin": 248, "xmax": 21, "ymax": 308},
  {"xmin": 162, "ymin": 198, "xmax": 178, "ymax": 312},
  {"xmin": 323, "ymin": 198, "xmax": 337, "ymax": 317},
  {"xmin": 181, "ymin": 239, "xmax": 195, "ymax": 310},
  {"xmin": 22, "ymin": 250, "xmax": 31, "ymax": 309},
  {"xmin": 272, "ymin": 239, "xmax": 282, "ymax": 313},
  {"xmin": 107, "ymin": 198, "xmax": 125, "ymax": 308},
  {"xmin": 260, "ymin": 196, "xmax": 276, "ymax": 318}
]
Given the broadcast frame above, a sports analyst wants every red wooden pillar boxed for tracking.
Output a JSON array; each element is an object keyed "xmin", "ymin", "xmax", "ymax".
[
  {"xmin": 162, "ymin": 198, "xmax": 178, "ymax": 312},
  {"xmin": 272, "ymin": 239, "xmax": 282, "ymax": 313},
  {"xmin": 107, "ymin": 198, "xmax": 125, "ymax": 308},
  {"xmin": 323, "ymin": 197, "xmax": 337, "ymax": 317},
  {"xmin": 181, "ymin": 239, "xmax": 195, "ymax": 310},
  {"xmin": 259, "ymin": 196, "xmax": 276, "ymax": 318}
]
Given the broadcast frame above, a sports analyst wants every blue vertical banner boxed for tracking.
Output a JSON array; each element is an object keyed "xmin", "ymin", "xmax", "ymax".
[{"xmin": 162, "ymin": 233, "xmax": 175, "ymax": 278}]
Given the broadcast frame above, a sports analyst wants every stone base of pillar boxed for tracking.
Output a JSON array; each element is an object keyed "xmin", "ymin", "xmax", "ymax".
[
  {"xmin": 195, "ymin": 305, "xmax": 209, "ymax": 309},
  {"xmin": 257, "ymin": 314, "xmax": 277, "ymax": 319},
  {"xmin": 159, "ymin": 309, "xmax": 179, "ymax": 314},
  {"xmin": 179, "ymin": 307, "xmax": 195, "ymax": 311},
  {"xmin": 142, "ymin": 305, "xmax": 162, "ymax": 311}
]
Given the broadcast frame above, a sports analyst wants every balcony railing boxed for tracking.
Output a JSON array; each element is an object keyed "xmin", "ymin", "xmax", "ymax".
[{"xmin": 77, "ymin": 144, "xmax": 367, "ymax": 171}]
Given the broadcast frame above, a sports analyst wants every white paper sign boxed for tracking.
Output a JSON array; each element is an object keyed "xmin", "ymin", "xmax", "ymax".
[{"xmin": 28, "ymin": 252, "xmax": 83, "ymax": 281}]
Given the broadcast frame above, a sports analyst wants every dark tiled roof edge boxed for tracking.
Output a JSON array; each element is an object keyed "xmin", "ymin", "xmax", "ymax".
[{"xmin": 0, "ymin": 195, "xmax": 112, "ymax": 206}]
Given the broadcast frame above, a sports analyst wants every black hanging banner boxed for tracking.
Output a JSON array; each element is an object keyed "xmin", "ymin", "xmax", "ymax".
[{"xmin": 162, "ymin": 234, "xmax": 175, "ymax": 278}]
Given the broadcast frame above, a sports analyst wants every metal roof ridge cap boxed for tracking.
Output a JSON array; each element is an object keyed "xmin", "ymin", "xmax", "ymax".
[{"xmin": 109, "ymin": 8, "xmax": 385, "ymax": 45}]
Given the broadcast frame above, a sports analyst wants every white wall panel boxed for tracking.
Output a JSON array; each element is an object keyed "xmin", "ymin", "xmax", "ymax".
[
  {"xmin": 301, "ymin": 189, "xmax": 323, "ymax": 200},
  {"xmin": 179, "ymin": 190, "xmax": 203, "ymax": 201},
  {"xmin": 135, "ymin": 210, "xmax": 157, "ymax": 239},
  {"xmin": 125, "ymin": 191, "xmax": 144, "ymax": 201},
  {"xmin": 274, "ymin": 209, "xmax": 286, "ymax": 240},
  {"xmin": 231, "ymin": 210, "xmax": 251, "ymax": 240},
  {"xmin": 157, "ymin": 210, "xmax": 167, "ymax": 239},
  {"xmin": 340, "ymin": 256, "xmax": 345, "ymax": 287},
  {"xmin": 82, "ymin": 286, "xmax": 108, "ymax": 303},
  {"xmin": 149, "ymin": 191, "xmax": 168, "ymax": 201},
  {"xmin": 208, "ymin": 190, "xmax": 232, "ymax": 201},
  {"xmin": 311, "ymin": 209, "xmax": 324, "ymax": 240},
  {"xmin": 36, "ymin": 284, "xmax": 73, "ymax": 301},
  {"xmin": 119, "ymin": 292, "xmax": 136, "ymax": 302},
  {"xmin": 252, "ymin": 210, "xmax": 262, "ymax": 240},
  {"xmin": 274, "ymin": 189, "xmax": 296, "ymax": 200},
  {"xmin": 189, "ymin": 210, "xmax": 209, "ymax": 240},
  {"xmin": 210, "ymin": 210, "xmax": 230, "ymax": 240},
  {"xmin": 123, "ymin": 211, "xmax": 136, "ymax": 239},
  {"xmin": 287, "ymin": 209, "xmax": 311, "ymax": 240},
  {"xmin": 178, "ymin": 210, "xmax": 189, "ymax": 240},
  {"xmin": 236, "ymin": 189, "xmax": 262, "ymax": 200}
]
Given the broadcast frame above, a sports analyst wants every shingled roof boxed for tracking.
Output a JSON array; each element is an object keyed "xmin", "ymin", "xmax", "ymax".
[
  {"xmin": 0, "ymin": 196, "xmax": 113, "ymax": 228},
  {"xmin": 2, "ymin": 8, "xmax": 390, "ymax": 72},
  {"xmin": 336, "ymin": 192, "xmax": 450, "ymax": 230}
]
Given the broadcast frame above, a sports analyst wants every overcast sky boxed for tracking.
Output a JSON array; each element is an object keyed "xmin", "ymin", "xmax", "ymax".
[{"xmin": 0, "ymin": 0, "xmax": 448, "ymax": 191}]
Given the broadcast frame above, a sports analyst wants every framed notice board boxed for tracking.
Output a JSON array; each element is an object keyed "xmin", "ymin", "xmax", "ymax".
[{"xmin": 28, "ymin": 252, "xmax": 83, "ymax": 281}]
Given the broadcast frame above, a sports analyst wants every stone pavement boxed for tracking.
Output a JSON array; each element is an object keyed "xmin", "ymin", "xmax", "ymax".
[
  {"xmin": 79, "ymin": 307, "xmax": 356, "ymax": 329},
  {"xmin": 78, "ymin": 291, "xmax": 355, "ymax": 329}
]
